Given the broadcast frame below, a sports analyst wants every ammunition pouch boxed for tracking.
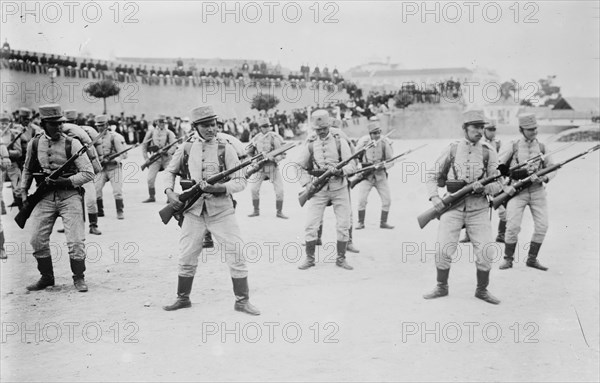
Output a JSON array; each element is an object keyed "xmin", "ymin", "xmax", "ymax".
[
  {"xmin": 510, "ymin": 168, "xmax": 529, "ymax": 180},
  {"xmin": 445, "ymin": 180, "xmax": 467, "ymax": 193},
  {"xmin": 180, "ymin": 179, "xmax": 196, "ymax": 191},
  {"xmin": 147, "ymin": 145, "xmax": 159, "ymax": 153}
]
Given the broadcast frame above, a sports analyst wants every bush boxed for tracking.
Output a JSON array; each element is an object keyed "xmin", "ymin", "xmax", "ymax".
[{"xmin": 251, "ymin": 93, "xmax": 280, "ymax": 112}]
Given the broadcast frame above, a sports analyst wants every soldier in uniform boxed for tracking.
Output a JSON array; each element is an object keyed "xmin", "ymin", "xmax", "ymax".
[
  {"xmin": 296, "ymin": 110, "xmax": 357, "ymax": 270},
  {"xmin": 16, "ymin": 108, "xmax": 43, "ymax": 171},
  {"xmin": 0, "ymin": 138, "xmax": 11, "ymax": 258},
  {"xmin": 423, "ymin": 110, "xmax": 502, "ymax": 304},
  {"xmin": 498, "ymin": 114, "xmax": 555, "ymax": 271},
  {"xmin": 0, "ymin": 113, "xmax": 23, "ymax": 209},
  {"xmin": 246, "ymin": 117, "xmax": 288, "ymax": 219},
  {"xmin": 93, "ymin": 115, "xmax": 128, "ymax": 220},
  {"xmin": 355, "ymin": 120, "xmax": 395, "ymax": 230},
  {"xmin": 141, "ymin": 114, "xmax": 177, "ymax": 203},
  {"xmin": 162, "ymin": 105, "xmax": 260, "ymax": 315},
  {"xmin": 20, "ymin": 104, "xmax": 95, "ymax": 292}
]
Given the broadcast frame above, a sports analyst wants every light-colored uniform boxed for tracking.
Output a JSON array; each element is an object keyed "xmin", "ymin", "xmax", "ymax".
[
  {"xmin": 499, "ymin": 138, "xmax": 556, "ymax": 244},
  {"xmin": 20, "ymin": 133, "xmax": 94, "ymax": 260},
  {"xmin": 355, "ymin": 134, "xmax": 394, "ymax": 211},
  {"xmin": 94, "ymin": 129, "xmax": 127, "ymax": 201},
  {"xmin": 164, "ymin": 137, "xmax": 248, "ymax": 278},
  {"xmin": 142, "ymin": 126, "xmax": 177, "ymax": 189},
  {"xmin": 296, "ymin": 131, "xmax": 357, "ymax": 242},
  {"xmin": 1, "ymin": 125, "xmax": 23, "ymax": 196},
  {"xmin": 247, "ymin": 130, "xmax": 285, "ymax": 201},
  {"xmin": 426, "ymin": 139, "xmax": 502, "ymax": 271}
]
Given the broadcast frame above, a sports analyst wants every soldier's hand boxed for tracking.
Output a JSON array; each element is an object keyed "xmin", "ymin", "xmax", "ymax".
[
  {"xmin": 1, "ymin": 158, "xmax": 11, "ymax": 169},
  {"xmin": 431, "ymin": 196, "xmax": 445, "ymax": 212},
  {"xmin": 166, "ymin": 190, "xmax": 184, "ymax": 210},
  {"xmin": 530, "ymin": 174, "xmax": 547, "ymax": 184},
  {"xmin": 198, "ymin": 180, "xmax": 226, "ymax": 194},
  {"xmin": 472, "ymin": 181, "xmax": 484, "ymax": 193},
  {"xmin": 327, "ymin": 165, "xmax": 342, "ymax": 176},
  {"xmin": 503, "ymin": 185, "xmax": 517, "ymax": 196}
]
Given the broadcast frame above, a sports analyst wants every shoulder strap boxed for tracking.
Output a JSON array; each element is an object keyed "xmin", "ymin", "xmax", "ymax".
[
  {"xmin": 480, "ymin": 145, "xmax": 489, "ymax": 179},
  {"xmin": 65, "ymin": 136, "xmax": 72, "ymax": 158},
  {"xmin": 512, "ymin": 141, "xmax": 519, "ymax": 164},
  {"xmin": 30, "ymin": 136, "xmax": 41, "ymax": 172},
  {"xmin": 180, "ymin": 142, "xmax": 193, "ymax": 179},
  {"xmin": 217, "ymin": 142, "xmax": 226, "ymax": 172},
  {"xmin": 442, "ymin": 142, "xmax": 458, "ymax": 180}
]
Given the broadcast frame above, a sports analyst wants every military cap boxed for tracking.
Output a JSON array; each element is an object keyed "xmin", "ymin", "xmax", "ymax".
[
  {"xmin": 18, "ymin": 107, "xmax": 32, "ymax": 117},
  {"xmin": 518, "ymin": 114, "xmax": 537, "ymax": 129},
  {"xmin": 484, "ymin": 119, "xmax": 497, "ymax": 129},
  {"xmin": 462, "ymin": 110, "xmax": 486, "ymax": 125},
  {"xmin": 258, "ymin": 117, "xmax": 271, "ymax": 127},
  {"xmin": 156, "ymin": 114, "xmax": 166, "ymax": 122},
  {"xmin": 311, "ymin": 109, "xmax": 331, "ymax": 128},
  {"xmin": 64, "ymin": 109, "xmax": 77, "ymax": 121},
  {"xmin": 368, "ymin": 121, "xmax": 381, "ymax": 133},
  {"xmin": 95, "ymin": 115, "xmax": 109, "ymax": 125},
  {"xmin": 0, "ymin": 112, "xmax": 10, "ymax": 122},
  {"xmin": 331, "ymin": 119, "xmax": 342, "ymax": 128},
  {"xmin": 190, "ymin": 106, "xmax": 217, "ymax": 124},
  {"xmin": 39, "ymin": 104, "xmax": 67, "ymax": 121}
]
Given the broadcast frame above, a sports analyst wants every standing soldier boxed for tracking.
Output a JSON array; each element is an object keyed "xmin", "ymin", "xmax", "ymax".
[
  {"xmin": 296, "ymin": 110, "xmax": 357, "ymax": 270},
  {"xmin": 20, "ymin": 104, "xmax": 94, "ymax": 292},
  {"xmin": 15, "ymin": 108, "xmax": 43, "ymax": 172},
  {"xmin": 94, "ymin": 115, "xmax": 128, "ymax": 220},
  {"xmin": 162, "ymin": 105, "xmax": 260, "ymax": 315},
  {"xmin": 355, "ymin": 120, "xmax": 395, "ymax": 230},
  {"xmin": 0, "ymin": 138, "xmax": 11, "ymax": 258},
  {"xmin": 423, "ymin": 110, "xmax": 502, "ymax": 304},
  {"xmin": 498, "ymin": 114, "xmax": 555, "ymax": 271},
  {"xmin": 0, "ymin": 113, "xmax": 23, "ymax": 209},
  {"xmin": 141, "ymin": 114, "xmax": 177, "ymax": 203},
  {"xmin": 246, "ymin": 117, "xmax": 288, "ymax": 219}
]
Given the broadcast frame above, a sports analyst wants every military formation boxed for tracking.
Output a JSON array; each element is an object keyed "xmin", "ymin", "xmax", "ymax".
[{"xmin": 1, "ymin": 101, "xmax": 597, "ymax": 313}]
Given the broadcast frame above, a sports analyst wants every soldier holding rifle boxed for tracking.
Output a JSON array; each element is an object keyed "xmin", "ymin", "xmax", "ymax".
[
  {"xmin": 423, "ymin": 110, "xmax": 502, "ymax": 304},
  {"xmin": 19, "ymin": 104, "xmax": 94, "ymax": 292},
  {"xmin": 141, "ymin": 114, "xmax": 177, "ymax": 203},
  {"xmin": 162, "ymin": 105, "xmax": 260, "ymax": 315}
]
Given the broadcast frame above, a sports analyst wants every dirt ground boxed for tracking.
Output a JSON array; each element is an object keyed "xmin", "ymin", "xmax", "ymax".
[{"xmin": 1, "ymin": 135, "xmax": 598, "ymax": 382}]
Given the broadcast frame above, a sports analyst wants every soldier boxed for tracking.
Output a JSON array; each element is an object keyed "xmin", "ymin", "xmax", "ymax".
[
  {"xmin": 423, "ymin": 110, "xmax": 502, "ymax": 304},
  {"xmin": 0, "ymin": 113, "xmax": 22, "ymax": 209},
  {"xmin": 0, "ymin": 139, "xmax": 11, "ymax": 258},
  {"xmin": 498, "ymin": 114, "xmax": 555, "ymax": 271},
  {"xmin": 141, "ymin": 114, "xmax": 177, "ymax": 203},
  {"xmin": 355, "ymin": 120, "xmax": 395, "ymax": 230},
  {"xmin": 246, "ymin": 117, "xmax": 288, "ymax": 219},
  {"xmin": 93, "ymin": 115, "xmax": 127, "ymax": 220},
  {"xmin": 162, "ymin": 105, "xmax": 260, "ymax": 315},
  {"xmin": 20, "ymin": 104, "xmax": 95, "ymax": 292},
  {"xmin": 296, "ymin": 110, "xmax": 357, "ymax": 270},
  {"xmin": 15, "ymin": 108, "xmax": 43, "ymax": 171}
]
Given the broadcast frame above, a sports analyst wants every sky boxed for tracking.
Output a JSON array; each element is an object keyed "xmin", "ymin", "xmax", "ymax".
[{"xmin": 2, "ymin": 0, "xmax": 599, "ymax": 97}]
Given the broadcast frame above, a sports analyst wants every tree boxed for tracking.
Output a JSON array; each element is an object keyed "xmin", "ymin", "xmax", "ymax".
[
  {"xmin": 251, "ymin": 93, "xmax": 280, "ymax": 112},
  {"xmin": 534, "ymin": 75, "xmax": 561, "ymax": 107},
  {"xmin": 500, "ymin": 79, "xmax": 518, "ymax": 101},
  {"xmin": 84, "ymin": 80, "xmax": 121, "ymax": 114}
]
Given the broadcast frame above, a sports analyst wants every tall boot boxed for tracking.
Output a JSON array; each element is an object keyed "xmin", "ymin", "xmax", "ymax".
[
  {"xmin": 0, "ymin": 231, "xmax": 6, "ymax": 259},
  {"xmin": 346, "ymin": 227, "xmax": 360, "ymax": 253},
  {"xmin": 316, "ymin": 224, "xmax": 323, "ymax": 246},
  {"xmin": 526, "ymin": 242, "xmax": 548, "ymax": 271},
  {"xmin": 475, "ymin": 269, "xmax": 500, "ymax": 304},
  {"xmin": 232, "ymin": 277, "xmax": 261, "ymax": 315},
  {"xmin": 70, "ymin": 258, "xmax": 88, "ymax": 292},
  {"xmin": 298, "ymin": 240, "xmax": 316, "ymax": 270},
  {"xmin": 495, "ymin": 220, "xmax": 506, "ymax": 243},
  {"xmin": 9, "ymin": 195, "xmax": 22, "ymax": 209},
  {"xmin": 276, "ymin": 200, "xmax": 288, "ymax": 219},
  {"xmin": 423, "ymin": 268, "xmax": 449, "ymax": 299},
  {"xmin": 203, "ymin": 232, "xmax": 214, "ymax": 249},
  {"xmin": 88, "ymin": 213, "xmax": 102, "ymax": 235},
  {"xmin": 115, "ymin": 199, "xmax": 124, "ymax": 220},
  {"xmin": 380, "ymin": 210, "xmax": 394, "ymax": 229},
  {"xmin": 336, "ymin": 241, "xmax": 353, "ymax": 270},
  {"xmin": 26, "ymin": 257, "xmax": 55, "ymax": 291},
  {"xmin": 142, "ymin": 188, "xmax": 156, "ymax": 203},
  {"xmin": 2, "ymin": 200, "xmax": 7, "ymax": 215},
  {"xmin": 356, "ymin": 210, "xmax": 366, "ymax": 230},
  {"xmin": 499, "ymin": 242, "xmax": 516, "ymax": 270},
  {"xmin": 163, "ymin": 276, "xmax": 194, "ymax": 311},
  {"xmin": 248, "ymin": 199, "xmax": 260, "ymax": 217},
  {"xmin": 96, "ymin": 198, "xmax": 104, "ymax": 217}
]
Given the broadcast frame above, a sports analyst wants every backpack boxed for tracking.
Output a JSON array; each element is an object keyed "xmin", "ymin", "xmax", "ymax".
[{"xmin": 437, "ymin": 142, "xmax": 489, "ymax": 187}]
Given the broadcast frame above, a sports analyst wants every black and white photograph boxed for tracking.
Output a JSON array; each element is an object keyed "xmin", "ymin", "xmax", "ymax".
[{"xmin": 1, "ymin": 1, "xmax": 599, "ymax": 381}]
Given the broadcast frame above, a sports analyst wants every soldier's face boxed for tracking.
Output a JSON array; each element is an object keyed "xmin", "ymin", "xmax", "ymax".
[
  {"xmin": 0, "ymin": 120, "xmax": 9, "ymax": 130},
  {"xmin": 315, "ymin": 126, "xmax": 329, "ymax": 139},
  {"xmin": 464, "ymin": 124, "xmax": 483, "ymax": 143},
  {"xmin": 96, "ymin": 123, "xmax": 108, "ymax": 133},
  {"xmin": 260, "ymin": 125, "xmax": 270, "ymax": 133},
  {"xmin": 521, "ymin": 127, "xmax": 537, "ymax": 140},
  {"xmin": 369, "ymin": 130, "xmax": 381, "ymax": 140},
  {"xmin": 196, "ymin": 119, "xmax": 217, "ymax": 140},
  {"xmin": 484, "ymin": 128, "xmax": 496, "ymax": 140},
  {"xmin": 43, "ymin": 120, "xmax": 63, "ymax": 140}
]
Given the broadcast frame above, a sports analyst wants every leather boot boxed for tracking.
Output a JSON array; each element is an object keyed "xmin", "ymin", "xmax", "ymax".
[
  {"xmin": 526, "ymin": 242, "xmax": 548, "ymax": 271},
  {"xmin": 380, "ymin": 210, "xmax": 394, "ymax": 229},
  {"xmin": 203, "ymin": 232, "xmax": 214, "ymax": 249},
  {"xmin": 356, "ymin": 210, "xmax": 366, "ymax": 230},
  {"xmin": 1, "ymin": 200, "xmax": 6, "ymax": 215},
  {"xmin": 276, "ymin": 200, "xmax": 288, "ymax": 219},
  {"xmin": 115, "ymin": 199, "xmax": 124, "ymax": 220},
  {"xmin": 142, "ymin": 188, "xmax": 156, "ymax": 203},
  {"xmin": 248, "ymin": 199, "xmax": 259, "ymax": 217},
  {"xmin": 346, "ymin": 227, "xmax": 360, "ymax": 253},
  {"xmin": 70, "ymin": 258, "xmax": 88, "ymax": 292},
  {"xmin": 0, "ymin": 231, "xmax": 6, "ymax": 259},
  {"xmin": 96, "ymin": 198, "xmax": 104, "ymax": 217},
  {"xmin": 475, "ymin": 269, "xmax": 500, "ymax": 304},
  {"xmin": 336, "ymin": 241, "xmax": 353, "ymax": 270},
  {"xmin": 26, "ymin": 257, "xmax": 55, "ymax": 291},
  {"xmin": 298, "ymin": 240, "xmax": 316, "ymax": 270},
  {"xmin": 88, "ymin": 213, "xmax": 102, "ymax": 235},
  {"xmin": 495, "ymin": 220, "xmax": 506, "ymax": 243},
  {"xmin": 163, "ymin": 276, "xmax": 194, "ymax": 311},
  {"xmin": 499, "ymin": 242, "xmax": 516, "ymax": 270},
  {"xmin": 232, "ymin": 277, "xmax": 261, "ymax": 315},
  {"xmin": 423, "ymin": 268, "xmax": 449, "ymax": 299},
  {"xmin": 316, "ymin": 224, "xmax": 323, "ymax": 246}
]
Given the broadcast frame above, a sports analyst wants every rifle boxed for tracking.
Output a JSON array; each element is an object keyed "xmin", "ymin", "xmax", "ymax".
[
  {"xmin": 140, "ymin": 135, "xmax": 187, "ymax": 170},
  {"xmin": 159, "ymin": 143, "xmax": 294, "ymax": 225},
  {"xmin": 348, "ymin": 143, "xmax": 427, "ymax": 189},
  {"xmin": 491, "ymin": 144, "xmax": 600, "ymax": 210},
  {"xmin": 298, "ymin": 131, "xmax": 393, "ymax": 207},
  {"xmin": 416, "ymin": 142, "xmax": 575, "ymax": 229},
  {"xmin": 15, "ymin": 129, "xmax": 107, "ymax": 229},
  {"xmin": 101, "ymin": 136, "xmax": 153, "ymax": 165},
  {"xmin": 244, "ymin": 142, "xmax": 297, "ymax": 179}
]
